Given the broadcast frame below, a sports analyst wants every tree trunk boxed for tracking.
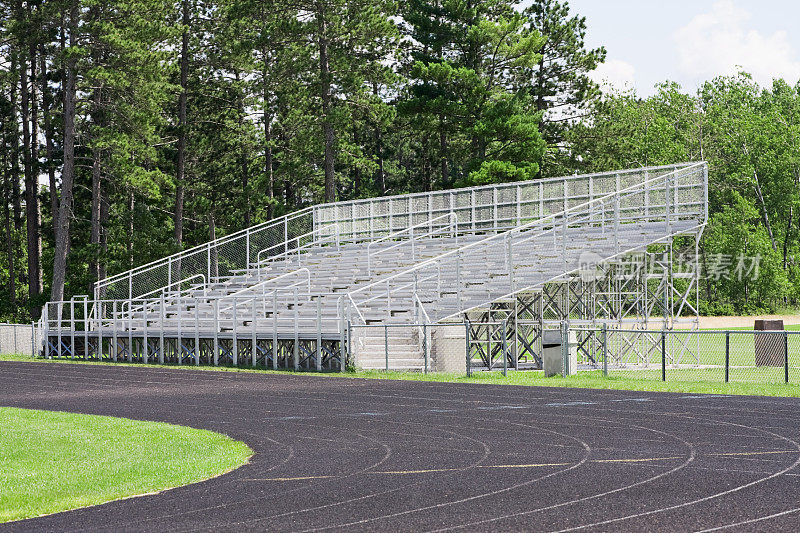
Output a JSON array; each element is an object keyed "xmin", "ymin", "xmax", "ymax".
[
  {"xmin": 99, "ymin": 183, "xmax": 109, "ymax": 285},
  {"xmin": 40, "ymin": 44, "xmax": 58, "ymax": 234},
  {"xmin": 174, "ymin": 0, "xmax": 189, "ymax": 248},
  {"xmin": 10, "ymin": 54, "xmax": 22, "ymax": 232},
  {"xmin": 90, "ymin": 147, "xmax": 102, "ymax": 286},
  {"xmin": 752, "ymin": 171, "xmax": 777, "ymax": 251},
  {"xmin": 352, "ymin": 126, "xmax": 361, "ymax": 194},
  {"xmin": 317, "ymin": 4, "xmax": 335, "ymax": 202},
  {"xmin": 439, "ymin": 126, "xmax": 448, "ymax": 187},
  {"xmin": 235, "ymin": 70, "xmax": 251, "ymax": 228},
  {"xmin": 372, "ymin": 83, "xmax": 385, "ymax": 194},
  {"xmin": 264, "ymin": 113, "xmax": 274, "ymax": 219},
  {"xmin": 51, "ymin": 1, "xmax": 79, "ymax": 303},
  {"xmin": 20, "ymin": 23, "xmax": 42, "ymax": 307},
  {"xmin": 2, "ymin": 136, "xmax": 16, "ymax": 315},
  {"xmin": 128, "ymin": 190, "xmax": 135, "ymax": 268},
  {"xmin": 208, "ymin": 210, "xmax": 218, "ymax": 278}
]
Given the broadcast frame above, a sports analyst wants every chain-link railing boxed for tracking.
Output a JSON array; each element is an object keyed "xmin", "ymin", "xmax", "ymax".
[
  {"xmin": 314, "ymin": 162, "xmax": 696, "ymax": 241},
  {"xmin": 94, "ymin": 208, "xmax": 315, "ymax": 301},
  {"xmin": 0, "ymin": 323, "xmax": 36, "ymax": 356},
  {"xmin": 572, "ymin": 326, "xmax": 800, "ymax": 385}
]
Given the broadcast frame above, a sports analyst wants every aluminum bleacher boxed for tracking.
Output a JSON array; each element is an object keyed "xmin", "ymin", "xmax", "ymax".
[{"xmin": 38, "ymin": 162, "xmax": 708, "ymax": 372}]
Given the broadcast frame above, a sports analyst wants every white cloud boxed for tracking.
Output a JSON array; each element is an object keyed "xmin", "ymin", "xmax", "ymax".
[
  {"xmin": 674, "ymin": 0, "xmax": 800, "ymax": 87},
  {"xmin": 590, "ymin": 58, "xmax": 637, "ymax": 92}
]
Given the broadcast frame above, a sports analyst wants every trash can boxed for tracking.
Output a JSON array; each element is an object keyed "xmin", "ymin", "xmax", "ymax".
[
  {"xmin": 754, "ymin": 319, "xmax": 785, "ymax": 367},
  {"xmin": 542, "ymin": 329, "xmax": 577, "ymax": 377}
]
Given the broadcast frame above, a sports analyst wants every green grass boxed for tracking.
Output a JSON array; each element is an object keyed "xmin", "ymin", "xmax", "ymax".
[
  {"xmin": 0, "ymin": 407, "xmax": 252, "ymax": 523},
  {"xmin": 3, "ymin": 352, "xmax": 800, "ymax": 398}
]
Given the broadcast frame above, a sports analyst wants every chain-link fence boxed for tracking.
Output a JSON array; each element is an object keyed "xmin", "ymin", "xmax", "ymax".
[
  {"xmin": 349, "ymin": 323, "xmax": 468, "ymax": 373},
  {"xmin": 572, "ymin": 327, "xmax": 800, "ymax": 385},
  {"xmin": 0, "ymin": 323, "xmax": 36, "ymax": 356}
]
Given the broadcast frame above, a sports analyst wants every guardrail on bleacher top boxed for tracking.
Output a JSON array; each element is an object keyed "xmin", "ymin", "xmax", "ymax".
[
  {"xmin": 346, "ymin": 162, "xmax": 708, "ymax": 326},
  {"xmin": 313, "ymin": 162, "xmax": 700, "ymax": 241}
]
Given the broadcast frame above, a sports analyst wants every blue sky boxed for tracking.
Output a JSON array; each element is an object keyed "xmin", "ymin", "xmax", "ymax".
[{"xmin": 521, "ymin": 0, "xmax": 800, "ymax": 96}]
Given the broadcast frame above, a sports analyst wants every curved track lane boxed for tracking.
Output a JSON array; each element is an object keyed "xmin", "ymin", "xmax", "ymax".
[{"xmin": 2, "ymin": 361, "xmax": 800, "ymax": 532}]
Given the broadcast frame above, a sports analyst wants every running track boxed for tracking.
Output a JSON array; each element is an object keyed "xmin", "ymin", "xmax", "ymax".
[{"xmin": 2, "ymin": 361, "xmax": 800, "ymax": 532}]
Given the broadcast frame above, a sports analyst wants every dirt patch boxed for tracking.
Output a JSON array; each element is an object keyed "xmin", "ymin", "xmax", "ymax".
[{"xmin": 697, "ymin": 314, "xmax": 800, "ymax": 329}]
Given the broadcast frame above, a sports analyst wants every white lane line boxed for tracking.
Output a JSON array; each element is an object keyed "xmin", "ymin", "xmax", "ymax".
[{"xmin": 694, "ymin": 506, "xmax": 800, "ymax": 532}]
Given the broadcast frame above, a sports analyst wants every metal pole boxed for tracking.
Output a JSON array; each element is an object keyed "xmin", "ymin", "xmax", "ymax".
[
  {"xmin": 111, "ymin": 302, "xmax": 117, "ymax": 362},
  {"xmin": 272, "ymin": 290, "xmax": 278, "ymax": 369},
  {"xmin": 423, "ymin": 323, "xmax": 428, "ymax": 374},
  {"xmin": 44, "ymin": 303, "xmax": 50, "ymax": 358},
  {"xmin": 83, "ymin": 299, "xmax": 89, "ymax": 360},
  {"xmin": 561, "ymin": 320, "xmax": 567, "ymax": 377},
  {"xmin": 725, "ymin": 330, "xmax": 730, "ymax": 383},
  {"xmin": 502, "ymin": 319, "xmax": 508, "ymax": 377},
  {"xmin": 194, "ymin": 301, "xmax": 200, "ymax": 366},
  {"xmin": 385, "ymin": 324, "xmax": 389, "ymax": 371},
  {"xmin": 316, "ymin": 298, "xmax": 322, "ymax": 371},
  {"xmin": 128, "ymin": 303, "xmax": 133, "ymax": 363},
  {"xmin": 465, "ymin": 319, "xmax": 471, "ymax": 377},
  {"xmin": 340, "ymin": 317, "xmax": 346, "ymax": 372},
  {"xmin": 143, "ymin": 303, "xmax": 148, "ymax": 364},
  {"xmin": 176, "ymin": 295, "xmax": 182, "ymax": 365},
  {"xmin": 70, "ymin": 300, "xmax": 75, "ymax": 359},
  {"xmin": 347, "ymin": 320, "xmax": 352, "ymax": 370},
  {"xmin": 212, "ymin": 298, "xmax": 219, "ymax": 366},
  {"xmin": 293, "ymin": 288, "xmax": 299, "ymax": 370},
  {"xmin": 159, "ymin": 295, "xmax": 165, "ymax": 364},
  {"xmin": 232, "ymin": 298, "xmax": 238, "ymax": 366},
  {"xmin": 252, "ymin": 298, "xmax": 258, "ymax": 367},
  {"xmin": 602, "ymin": 323, "xmax": 608, "ymax": 377},
  {"xmin": 785, "ymin": 331, "xmax": 790, "ymax": 384},
  {"xmin": 661, "ymin": 330, "xmax": 666, "ymax": 382}
]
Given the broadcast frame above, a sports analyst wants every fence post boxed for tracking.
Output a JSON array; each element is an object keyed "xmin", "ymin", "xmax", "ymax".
[
  {"xmin": 159, "ymin": 295, "xmax": 165, "ymax": 364},
  {"xmin": 725, "ymin": 331, "xmax": 730, "ymax": 383},
  {"xmin": 272, "ymin": 290, "xmax": 278, "ymax": 369},
  {"xmin": 560, "ymin": 320, "xmax": 567, "ymax": 377},
  {"xmin": 785, "ymin": 331, "xmax": 789, "ymax": 384},
  {"xmin": 502, "ymin": 319, "xmax": 508, "ymax": 377},
  {"xmin": 316, "ymin": 298, "xmax": 322, "ymax": 371},
  {"xmin": 31, "ymin": 322, "xmax": 35, "ymax": 358},
  {"xmin": 423, "ymin": 323, "xmax": 428, "ymax": 375},
  {"xmin": 384, "ymin": 324, "xmax": 389, "ymax": 371},
  {"xmin": 602, "ymin": 323, "xmax": 608, "ymax": 377},
  {"xmin": 339, "ymin": 319, "xmax": 346, "ymax": 372},
  {"xmin": 661, "ymin": 330, "xmax": 666, "ymax": 382},
  {"xmin": 213, "ymin": 299, "xmax": 219, "ymax": 366},
  {"xmin": 465, "ymin": 319, "xmax": 471, "ymax": 377},
  {"xmin": 232, "ymin": 298, "xmax": 238, "ymax": 366},
  {"xmin": 43, "ymin": 303, "xmax": 50, "ymax": 358}
]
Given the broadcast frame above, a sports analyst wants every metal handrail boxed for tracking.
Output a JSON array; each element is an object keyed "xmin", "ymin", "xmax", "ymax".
[
  {"xmin": 367, "ymin": 213, "xmax": 457, "ymax": 275},
  {"xmin": 96, "ymin": 207, "xmax": 313, "ymax": 289},
  {"xmin": 216, "ymin": 268, "xmax": 311, "ymax": 313},
  {"xmin": 346, "ymin": 163, "xmax": 706, "ymax": 323},
  {"xmin": 255, "ymin": 224, "xmax": 339, "ymax": 276},
  {"xmin": 121, "ymin": 274, "xmax": 207, "ymax": 317}
]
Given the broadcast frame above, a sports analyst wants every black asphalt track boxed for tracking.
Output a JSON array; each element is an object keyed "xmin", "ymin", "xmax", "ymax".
[{"xmin": 2, "ymin": 361, "xmax": 800, "ymax": 532}]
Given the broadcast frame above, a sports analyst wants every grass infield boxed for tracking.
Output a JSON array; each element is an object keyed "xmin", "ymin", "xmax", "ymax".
[
  {"xmin": 0, "ymin": 407, "xmax": 251, "ymax": 523},
  {"xmin": 3, "ymin": 353, "xmax": 800, "ymax": 398}
]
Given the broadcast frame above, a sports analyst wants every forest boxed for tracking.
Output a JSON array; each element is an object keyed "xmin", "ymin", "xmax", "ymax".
[{"xmin": 1, "ymin": 0, "xmax": 799, "ymax": 321}]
